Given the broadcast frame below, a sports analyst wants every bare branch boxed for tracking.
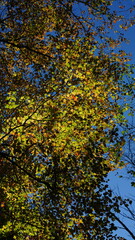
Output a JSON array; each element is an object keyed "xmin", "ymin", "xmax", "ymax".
[{"xmin": 112, "ymin": 212, "xmax": 135, "ymax": 240}]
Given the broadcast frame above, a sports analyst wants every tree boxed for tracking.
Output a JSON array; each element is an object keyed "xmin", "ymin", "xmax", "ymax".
[{"xmin": 0, "ymin": 0, "xmax": 135, "ymax": 239}]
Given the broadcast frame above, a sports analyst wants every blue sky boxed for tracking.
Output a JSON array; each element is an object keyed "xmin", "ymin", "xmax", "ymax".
[
  {"xmin": 73, "ymin": 1, "xmax": 135, "ymax": 238},
  {"xmin": 109, "ymin": 168, "xmax": 135, "ymax": 239},
  {"xmin": 108, "ymin": 5, "xmax": 135, "ymax": 238}
]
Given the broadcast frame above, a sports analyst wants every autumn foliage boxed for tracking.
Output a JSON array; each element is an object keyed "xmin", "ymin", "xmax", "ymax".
[{"xmin": 0, "ymin": 0, "xmax": 135, "ymax": 239}]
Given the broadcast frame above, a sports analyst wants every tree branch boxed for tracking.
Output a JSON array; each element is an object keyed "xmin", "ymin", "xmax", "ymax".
[
  {"xmin": 0, "ymin": 151, "xmax": 53, "ymax": 190},
  {"xmin": 112, "ymin": 212, "xmax": 135, "ymax": 240},
  {"xmin": 0, "ymin": 38, "xmax": 53, "ymax": 59}
]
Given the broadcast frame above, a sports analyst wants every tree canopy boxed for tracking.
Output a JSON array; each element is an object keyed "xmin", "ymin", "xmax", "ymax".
[{"xmin": 0, "ymin": 0, "xmax": 135, "ymax": 239}]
